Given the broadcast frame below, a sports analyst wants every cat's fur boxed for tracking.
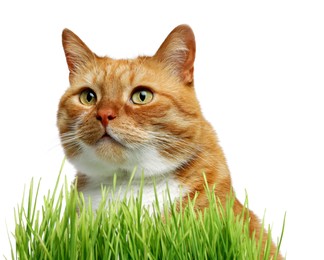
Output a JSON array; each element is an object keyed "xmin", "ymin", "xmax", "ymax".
[{"xmin": 57, "ymin": 25, "xmax": 282, "ymax": 258}]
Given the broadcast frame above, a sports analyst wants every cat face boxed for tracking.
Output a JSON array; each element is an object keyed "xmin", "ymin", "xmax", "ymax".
[{"xmin": 57, "ymin": 25, "xmax": 203, "ymax": 177}]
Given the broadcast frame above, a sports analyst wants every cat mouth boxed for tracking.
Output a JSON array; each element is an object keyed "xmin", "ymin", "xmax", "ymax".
[
  {"xmin": 101, "ymin": 133, "xmax": 111, "ymax": 139},
  {"xmin": 98, "ymin": 132, "xmax": 124, "ymax": 147},
  {"xmin": 99, "ymin": 133, "xmax": 116, "ymax": 142}
]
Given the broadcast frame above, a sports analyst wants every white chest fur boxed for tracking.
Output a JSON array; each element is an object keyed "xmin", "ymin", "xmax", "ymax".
[{"xmin": 78, "ymin": 173, "xmax": 186, "ymax": 211}]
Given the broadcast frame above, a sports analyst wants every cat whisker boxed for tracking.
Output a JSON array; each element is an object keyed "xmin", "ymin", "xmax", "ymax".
[{"xmin": 145, "ymin": 132, "xmax": 212, "ymax": 167}]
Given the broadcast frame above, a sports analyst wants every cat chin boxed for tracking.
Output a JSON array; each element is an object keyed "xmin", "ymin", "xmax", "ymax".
[{"xmin": 69, "ymin": 142, "xmax": 183, "ymax": 179}]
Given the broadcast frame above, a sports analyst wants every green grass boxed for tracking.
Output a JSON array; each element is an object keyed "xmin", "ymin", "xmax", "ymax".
[{"xmin": 9, "ymin": 161, "xmax": 284, "ymax": 259}]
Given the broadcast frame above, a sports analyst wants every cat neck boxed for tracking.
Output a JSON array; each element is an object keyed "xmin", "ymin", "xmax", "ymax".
[{"xmin": 75, "ymin": 170, "xmax": 186, "ymax": 211}]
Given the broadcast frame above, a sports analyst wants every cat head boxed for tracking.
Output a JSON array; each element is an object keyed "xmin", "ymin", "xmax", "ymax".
[{"xmin": 57, "ymin": 25, "xmax": 203, "ymax": 177}]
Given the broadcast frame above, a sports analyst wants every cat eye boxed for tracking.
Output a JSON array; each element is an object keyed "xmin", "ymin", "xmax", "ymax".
[
  {"xmin": 79, "ymin": 89, "xmax": 97, "ymax": 106},
  {"xmin": 131, "ymin": 89, "xmax": 153, "ymax": 105}
]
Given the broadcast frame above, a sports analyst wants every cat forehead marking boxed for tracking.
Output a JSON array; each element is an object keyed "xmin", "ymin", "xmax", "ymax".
[{"xmin": 103, "ymin": 61, "xmax": 139, "ymax": 84}]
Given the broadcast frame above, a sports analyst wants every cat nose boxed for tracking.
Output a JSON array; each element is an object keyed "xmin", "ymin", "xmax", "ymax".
[{"xmin": 96, "ymin": 108, "xmax": 117, "ymax": 127}]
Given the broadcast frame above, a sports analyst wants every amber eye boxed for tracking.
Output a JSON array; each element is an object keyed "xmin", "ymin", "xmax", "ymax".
[
  {"xmin": 131, "ymin": 89, "xmax": 153, "ymax": 105},
  {"xmin": 79, "ymin": 89, "xmax": 97, "ymax": 106}
]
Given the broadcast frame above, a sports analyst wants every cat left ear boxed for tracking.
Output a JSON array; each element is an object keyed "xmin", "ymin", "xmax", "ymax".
[
  {"xmin": 62, "ymin": 29, "xmax": 95, "ymax": 76},
  {"xmin": 154, "ymin": 24, "xmax": 196, "ymax": 85}
]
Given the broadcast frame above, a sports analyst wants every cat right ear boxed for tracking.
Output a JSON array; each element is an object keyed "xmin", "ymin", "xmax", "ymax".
[
  {"xmin": 154, "ymin": 24, "xmax": 196, "ymax": 85},
  {"xmin": 62, "ymin": 29, "xmax": 95, "ymax": 76}
]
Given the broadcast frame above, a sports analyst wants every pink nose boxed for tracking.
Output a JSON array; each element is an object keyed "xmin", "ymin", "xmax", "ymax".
[{"xmin": 96, "ymin": 108, "xmax": 116, "ymax": 127}]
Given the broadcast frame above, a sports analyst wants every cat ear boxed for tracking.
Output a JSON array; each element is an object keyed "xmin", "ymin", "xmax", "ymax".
[
  {"xmin": 154, "ymin": 24, "xmax": 196, "ymax": 85},
  {"xmin": 62, "ymin": 29, "xmax": 95, "ymax": 76}
]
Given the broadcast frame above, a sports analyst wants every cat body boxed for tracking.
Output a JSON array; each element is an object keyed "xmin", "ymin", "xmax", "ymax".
[{"xmin": 57, "ymin": 25, "xmax": 282, "ymax": 258}]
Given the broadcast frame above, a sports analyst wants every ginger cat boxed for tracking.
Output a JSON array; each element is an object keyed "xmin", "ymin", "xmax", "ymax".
[{"xmin": 57, "ymin": 25, "xmax": 282, "ymax": 259}]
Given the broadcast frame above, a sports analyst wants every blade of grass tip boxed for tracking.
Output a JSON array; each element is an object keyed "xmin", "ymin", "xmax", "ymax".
[
  {"xmin": 30, "ymin": 179, "xmax": 41, "ymax": 256},
  {"xmin": 255, "ymin": 209, "xmax": 267, "ymax": 259},
  {"xmin": 13, "ymin": 186, "xmax": 25, "ymax": 256},
  {"xmin": 6, "ymin": 220, "xmax": 15, "ymax": 260},
  {"xmin": 51, "ymin": 157, "xmax": 66, "ymax": 203},
  {"xmin": 242, "ymin": 189, "xmax": 249, "ymax": 217},
  {"xmin": 64, "ymin": 175, "xmax": 71, "ymax": 204},
  {"xmin": 138, "ymin": 170, "xmax": 144, "ymax": 209},
  {"xmin": 29, "ymin": 179, "xmax": 41, "ymax": 232},
  {"xmin": 202, "ymin": 172, "xmax": 210, "ymax": 193},
  {"xmin": 127, "ymin": 166, "xmax": 137, "ymax": 188},
  {"xmin": 263, "ymin": 219, "xmax": 276, "ymax": 260},
  {"xmin": 13, "ymin": 206, "xmax": 23, "ymax": 256},
  {"xmin": 126, "ymin": 166, "xmax": 137, "ymax": 203},
  {"xmin": 26, "ymin": 178, "xmax": 34, "ymax": 226},
  {"xmin": 166, "ymin": 182, "xmax": 178, "ymax": 224},
  {"xmin": 275, "ymin": 212, "xmax": 286, "ymax": 259},
  {"xmin": 19, "ymin": 183, "xmax": 26, "ymax": 219},
  {"xmin": 263, "ymin": 224, "xmax": 273, "ymax": 259},
  {"xmin": 59, "ymin": 157, "xmax": 66, "ymax": 177},
  {"xmin": 178, "ymin": 185, "xmax": 185, "ymax": 215},
  {"xmin": 24, "ymin": 178, "xmax": 40, "ymax": 244},
  {"xmin": 153, "ymin": 178, "xmax": 161, "ymax": 215},
  {"xmin": 112, "ymin": 173, "xmax": 117, "ymax": 199}
]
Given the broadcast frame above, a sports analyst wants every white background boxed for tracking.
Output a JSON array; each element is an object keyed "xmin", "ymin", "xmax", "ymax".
[{"xmin": 1, "ymin": 1, "xmax": 323, "ymax": 259}]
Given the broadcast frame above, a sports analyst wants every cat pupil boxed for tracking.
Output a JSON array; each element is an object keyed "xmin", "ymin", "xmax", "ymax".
[
  {"xmin": 87, "ymin": 92, "xmax": 94, "ymax": 102},
  {"xmin": 139, "ymin": 91, "xmax": 146, "ymax": 101}
]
